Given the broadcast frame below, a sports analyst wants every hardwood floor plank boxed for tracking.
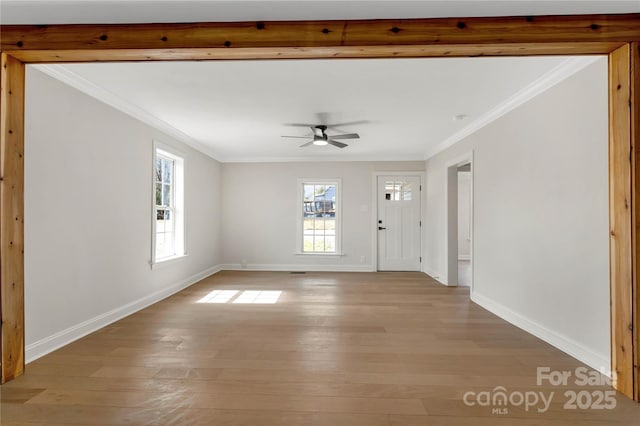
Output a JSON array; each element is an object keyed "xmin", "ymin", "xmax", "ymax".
[{"xmin": 25, "ymin": 388, "xmax": 427, "ymax": 415}]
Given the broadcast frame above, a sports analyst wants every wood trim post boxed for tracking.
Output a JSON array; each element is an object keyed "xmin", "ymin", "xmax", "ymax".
[
  {"xmin": 0, "ymin": 53, "xmax": 25, "ymax": 383},
  {"xmin": 609, "ymin": 43, "xmax": 638, "ymax": 400},
  {"xmin": 632, "ymin": 42, "xmax": 640, "ymax": 402}
]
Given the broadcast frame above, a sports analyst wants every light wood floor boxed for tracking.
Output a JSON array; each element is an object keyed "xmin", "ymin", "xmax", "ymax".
[
  {"xmin": 458, "ymin": 260, "xmax": 471, "ymax": 287},
  {"xmin": 1, "ymin": 271, "xmax": 639, "ymax": 425}
]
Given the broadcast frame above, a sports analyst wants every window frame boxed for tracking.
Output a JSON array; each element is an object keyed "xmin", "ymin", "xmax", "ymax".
[
  {"xmin": 151, "ymin": 140, "xmax": 186, "ymax": 267},
  {"xmin": 296, "ymin": 178, "xmax": 342, "ymax": 256}
]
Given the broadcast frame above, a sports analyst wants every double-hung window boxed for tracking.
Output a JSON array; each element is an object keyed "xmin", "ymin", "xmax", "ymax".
[
  {"xmin": 153, "ymin": 143, "xmax": 185, "ymax": 264},
  {"xmin": 297, "ymin": 179, "xmax": 341, "ymax": 254}
]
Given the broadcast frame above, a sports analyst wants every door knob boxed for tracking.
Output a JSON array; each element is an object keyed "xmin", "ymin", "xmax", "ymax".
[{"xmin": 378, "ymin": 226, "xmax": 387, "ymax": 230}]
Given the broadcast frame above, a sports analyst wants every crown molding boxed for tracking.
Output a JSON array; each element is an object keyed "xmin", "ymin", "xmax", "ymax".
[
  {"xmin": 32, "ymin": 64, "xmax": 422, "ymax": 164},
  {"xmin": 424, "ymin": 56, "xmax": 601, "ymax": 161},
  {"xmin": 32, "ymin": 64, "xmax": 222, "ymax": 161},
  {"xmin": 217, "ymin": 154, "xmax": 425, "ymax": 163}
]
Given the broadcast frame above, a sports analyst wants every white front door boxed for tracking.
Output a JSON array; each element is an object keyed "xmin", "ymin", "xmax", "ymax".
[{"xmin": 377, "ymin": 176, "xmax": 421, "ymax": 271}]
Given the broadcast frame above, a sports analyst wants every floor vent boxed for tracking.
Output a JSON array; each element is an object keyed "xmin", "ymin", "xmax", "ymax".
[{"xmin": 290, "ymin": 271, "xmax": 307, "ymax": 274}]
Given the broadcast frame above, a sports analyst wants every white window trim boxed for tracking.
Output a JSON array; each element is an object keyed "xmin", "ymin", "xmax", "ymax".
[
  {"xmin": 296, "ymin": 178, "xmax": 343, "ymax": 256},
  {"xmin": 151, "ymin": 140, "xmax": 187, "ymax": 268}
]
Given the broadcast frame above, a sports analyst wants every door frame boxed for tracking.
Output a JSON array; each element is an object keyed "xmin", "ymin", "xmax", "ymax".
[
  {"xmin": 372, "ymin": 171, "xmax": 425, "ymax": 272},
  {"xmin": 445, "ymin": 152, "xmax": 474, "ymax": 287},
  {"xmin": 1, "ymin": 14, "xmax": 639, "ymax": 400}
]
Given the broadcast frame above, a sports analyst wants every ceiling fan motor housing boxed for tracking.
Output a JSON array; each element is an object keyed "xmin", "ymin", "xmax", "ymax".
[
  {"xmin": 313, "ymin": 125, "xmax": 329, "ymax": 142},
  {"xmin": 314, "ymin": 125, "xmax": 328, "ymax": 138}
]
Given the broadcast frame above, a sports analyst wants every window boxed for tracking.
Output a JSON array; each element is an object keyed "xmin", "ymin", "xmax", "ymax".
[
  {"xmin": 297, "ymin": 179, "xmax": 341, "ymax": 254},
  {"xmin": 384, "ymin": 180, "xmax": 413, "ymax": 201},
  {"xmin": 152, "ymin": 143, "xmax": 185, "ymax": 264}
]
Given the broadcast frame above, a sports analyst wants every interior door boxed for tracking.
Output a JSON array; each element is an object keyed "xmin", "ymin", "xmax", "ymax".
[{"xmin": 377, "ymin": 176, "xmax": 421, "ymax": 271}]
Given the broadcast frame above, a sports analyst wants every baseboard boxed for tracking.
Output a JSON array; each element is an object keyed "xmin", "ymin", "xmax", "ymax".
[
  {"xmin": 470, "ymin": 290, "xmax": 611, "ymax": 377},
  {"xmin": 25, "ymin": 264, "xmax": 224, "ymax": 363},
  {"xmin": 423, "ymin": 268, "xmax": 448, "ymax": 286},
  {"xmin": 220, "ymin": 263, "xmax": 375, "ymax": 272}
]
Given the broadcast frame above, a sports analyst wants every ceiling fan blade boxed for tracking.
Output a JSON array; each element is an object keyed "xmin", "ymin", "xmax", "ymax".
[
  {"xmin": 299, "ymin": 141, "xmax": 315, "ymax": 147},
  {"xmin": 329, "ymin": 133, "xmax": 359, "ymax": 140},
  {"xmin": 313, "ymin": 112, "xmax": 370, "ymax": 129},
  {"xmin": 326, "ymin": 120, "xmax": 371, "ymax": 128},
  {"xmin": 328, "ymin": 140, "xmax": 348, "ymax": 149},
  {"xmin": 284, "ymin": 123, "xmax": 317, "ymax": 127},
  {"xmin": 281, "ymin": 135, "xmax": 312, "ymax": 139}
]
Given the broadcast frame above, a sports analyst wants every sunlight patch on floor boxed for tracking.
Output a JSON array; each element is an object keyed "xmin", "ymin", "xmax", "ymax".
[
  {"xmin": 197, "ymin": 290, "xmax": 282, "ymax": 304},
  {"xmin": 196, "ymin": 290, "xmax": 238, "ymax": 303},
  {"xmin": 233, "ymin": 290, "xmax": 282, "ymax": 304}
]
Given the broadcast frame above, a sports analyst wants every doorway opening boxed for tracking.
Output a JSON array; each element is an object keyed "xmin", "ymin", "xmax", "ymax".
[
  {"xmin": 457, "ymin": 163, "xmax": 472, "ymax": 287},
  {"xmin": 446, "ymin": 154, "xmax": 473, "ymax": 287}
]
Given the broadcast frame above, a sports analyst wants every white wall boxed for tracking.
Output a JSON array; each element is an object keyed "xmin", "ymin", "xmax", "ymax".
[
  {"xmin": 424, "ymin": 58, "xmax": 610, "ymax": 372},
  {"xmin": 24, "ymin": 68, "xmax": 223, "ymax": 361},
  {"xmin": 221, "ymin": 161, "xmax": 424, "ymax": 270},
  {"xmin": 457, "ymin": 171, "xmax": 471, "ymax": 259}
]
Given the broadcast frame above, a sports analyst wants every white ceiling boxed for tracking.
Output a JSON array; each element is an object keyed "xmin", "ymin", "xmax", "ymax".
[
  {"xmin": 2, "ymin": 1, "xmax": 639, "ymax": 24},
  {"xmin": 36, "ymin": 56, "xmax": 595, "ymax": 162},
  {"xmin": 12, "ymin": 1, "xmax": 621, "ymax": 162}
]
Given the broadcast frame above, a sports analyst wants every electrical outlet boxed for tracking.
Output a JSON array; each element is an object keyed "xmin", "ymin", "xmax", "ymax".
[{"xmin": 360, "ymin": 255, "xmax": 366, "ymax": 263}]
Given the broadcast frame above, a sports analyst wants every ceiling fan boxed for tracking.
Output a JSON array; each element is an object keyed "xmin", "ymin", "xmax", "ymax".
[{"xmin": 281, "ymin": 123, "xmax": 362, "ymax": 149}]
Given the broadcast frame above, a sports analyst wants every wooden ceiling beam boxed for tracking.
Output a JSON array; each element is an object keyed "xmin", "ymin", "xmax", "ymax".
[
  {"xmin": 1, "ymin": 14, "xmax": 640, "ymax": 63},
  {"xmin": 3, "ymin": 42, "xmax": 626, "ymax": 63}
]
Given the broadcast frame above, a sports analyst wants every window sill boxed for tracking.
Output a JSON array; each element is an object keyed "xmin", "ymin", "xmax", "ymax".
[
  {"xmin": 151, "ymin": 253, "xmax": 188, "ymax": 269},
  {"xmin": 295, "ymin": 252, "xmax": 345, "ymax": 257}
]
